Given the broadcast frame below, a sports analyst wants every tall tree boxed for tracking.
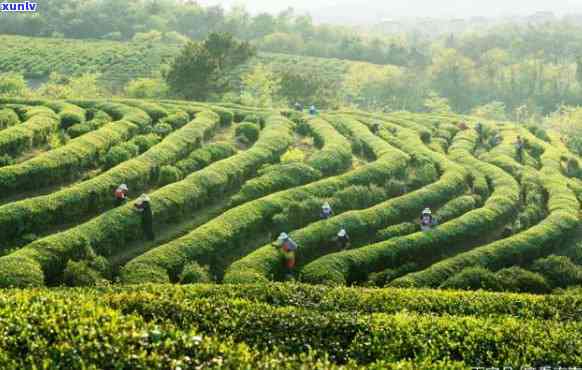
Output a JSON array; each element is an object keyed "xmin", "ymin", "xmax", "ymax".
[{"xmin": 165, "ymin": 33, "xmax": 255, "ymax": 100}]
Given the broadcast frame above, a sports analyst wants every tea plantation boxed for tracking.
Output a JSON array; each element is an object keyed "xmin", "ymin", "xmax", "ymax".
[{"xmin": 0, "ymin": 97, "xmax": 580, "ymax": 368}]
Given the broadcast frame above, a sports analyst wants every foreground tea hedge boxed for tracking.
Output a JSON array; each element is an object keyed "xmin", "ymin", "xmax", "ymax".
[{"xmin": 0, "ymin": 284, "xmax": 579, "ymax": 368}]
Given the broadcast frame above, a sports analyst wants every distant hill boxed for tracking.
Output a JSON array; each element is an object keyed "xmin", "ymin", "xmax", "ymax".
[{"xmin": 0, "ymin": 35, "xmax": 387, "ymax": 90}]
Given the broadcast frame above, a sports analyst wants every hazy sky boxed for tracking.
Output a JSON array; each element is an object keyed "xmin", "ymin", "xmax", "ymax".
[{"xmin": 198, "ymin": 0, "xmax": 582, "ymax": 21}]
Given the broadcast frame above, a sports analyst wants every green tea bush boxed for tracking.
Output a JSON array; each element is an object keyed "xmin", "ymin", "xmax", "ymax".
[
  {"xmin": 440, "ymin": 266, "xmax": 502, "ymax": 291},
  {"xmin": 235, "ymin": 121, "xmax": 260, "ymax": 143},
  {"xmin": 175, "ymin": 142, "xmax": 237, "ymax": 175},
  {"xmin": 153, "ymin": 122, "xmax": 173, "ymax": 137},
  {"xmin": 495, "ymin": 266, "xmax": 551, "ymax": 294},
  {"xmin": 179, "ymin": 262, "xmax": 212, "ymax": 284},
  {"xmin": 102, "ymin": 142, "xmax": 139, "ymax": 170},
  {"xmin": 530, "ymin": 255, "xmax": 582, "ymax": 288},
  {"xmin": 158, "ymin": 165, "xmax": 183, "ymax": 186},
  {"xmin": 0, "ymin": 108, "xmax": 19, "ymax": 128},
  {"xmin": 231, "ymin": 162, "xmax": 322, "ymax": 206},
  {"xmin": 63, "ymin": 260, "xmax": 103, "ymax": 287}
]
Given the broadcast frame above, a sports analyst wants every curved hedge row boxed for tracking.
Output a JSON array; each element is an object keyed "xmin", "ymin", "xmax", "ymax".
[
  {"xmin": 0, "ymin": 108, "xmax": 20, "ymax": 129},
  {"xmin": 0, "ymin": 103, "xmax": 153, "ymax": 193},
  {"xmin": 391, "ymin": 128, "xmax": 580, "ymax": 288},
  {"xmin": 174, "ymin": 142, "xmax": 237, "ymax": 176},
  {"xmin": 122, "ymin": 116, "xmax": 410, "ymax": 284},
  {"xmin": 231, "ymin": 117, "xmax": 351, "ymax": 206},
  {"xmin": 300, "ymin": 121, "xmax": 519, "ymax": 286},
  {"xmin": 222, "ymin": 117, "xmax": 456, "ymax": 284},
  {"xmin": 46, "ymin": 101, "xmax": 86, "ymax": 129},
  {"xmin": 305, "ymin": 117, "xmax": 353, "ymax": 175},
  {"xmin": 0, "ymin": 114, "xmax": 294, "ymax": 287},
  {"xmin": 0, "ymin": 109, "xmax": 219, "ymax": 247},
  {"xmin": 374, "ymin": 195, "xmax": 479, "ymax": 243},
  {"xmin": 0, "ymin": 105, "xmax": 60, "ymax": 157}
]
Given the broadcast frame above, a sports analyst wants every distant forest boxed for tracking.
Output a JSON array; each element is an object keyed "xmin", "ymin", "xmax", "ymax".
[{"xmin": 4, "ymin": 0, "xmax": 582, "ymax": 115}]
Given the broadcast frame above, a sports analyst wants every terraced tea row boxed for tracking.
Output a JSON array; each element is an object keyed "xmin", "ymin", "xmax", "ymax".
[{"xmin": 0, "ymin": 98, "xmax": 578, "ymax": 294}]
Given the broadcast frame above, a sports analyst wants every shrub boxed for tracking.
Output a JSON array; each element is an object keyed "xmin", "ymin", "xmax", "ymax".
[
  {"xmin": 0, "ymin": 154, "xmax": 14, "ymax": 167},
  {"xmin": 175, "ymin": 142, "xmax": 237, "ymax": 175},
  {"xmin": 131, "ymin": 133, "xmax": 161, "ymax": 153},
  {"xmin": 235, "ymin": 122, "xmax": 260, "ymax": 143},
  {"xmin": 530, "ymin": 255, "xmax": 582, "ymax": 288},
  {"xmin": 63, "ymin": 260, "xmax": 103, "ymax": 287},
  {"xmin": 0, "ymin": 72, "xmax": 28, "ymax": 96},
  {"xmin": 440, "ymin": 266, "xmax": 502, "ymax": 291},
  {"xmin": 125, "ymin": 78, "xmax": 168, "ymax": 99},
  {"xmin": 158, "ymin": 165, "xmax": 183, "ymax": 186},
  {"xmin": 0, "ymin": 104, "xmax": 60, "ymax": 156},
  {"xmin": 231, "ymin": 162, "xmax": 322, "ymax": 206},
  {"xmin": 90, "ymin": 255, "xmax": 112, "ymax": 278},
  {"xmin": 153, "ymin": 122, "xmax": 173, "ymax": 137},
  {"xmin": 281, "ymin": 148, "xmax": 305, "ymax": 163},
  {"xmin": 0, "ymin": 108, "xmax": 19, "ymax": 128},
  {"xmin": 160, "ymin": 111, "xmax": 189, "ymax": 129},
  {"xmin": 179, "ymin": 262, "xmax": 212, "ymax": 284},
  {"xmin": 495, "ymin": 267, "xmax": 551, "ymax": 294},
  {"xmin": 102, "ymin": 142, "xmax": 140, "ymax": 170}
]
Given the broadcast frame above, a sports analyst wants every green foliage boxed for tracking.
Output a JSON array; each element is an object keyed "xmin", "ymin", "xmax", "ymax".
[
  {"xmin": 0, "ymin": 285, "xmax": 578, "ymax": 367},
  {"xmin": 158, "ymin": 165, "xmax": 183, "ymax": 186},
  {"xmin": 231, "ymin": 162, "xmax": 321, "ymax": 206},
  {"xmin": 0, "ymin": 154, "xmax": 14, "ymax": 167},
  {"xmin": 125, "ymin": 78, "xmax": 168, "ymax": 99},
  {"xmin": 0, "ymin": 72, "xmax": 29, "ymax": 97},
  {"xmin": 235, "ymin": 122, "xmax": 260, "ymax": 143},
  {"xmin": 102, "ymin": 143, "xmax": 140, "ymax": 170},
  {"xmin": 423, "ymin": 93, "xmax": 452, "ymax": 114},
  {"xmin": 175, "ymin": 142, "xmax": 237, "ymax": 175},
  {"xmin": 180, "ymin": 262, "xmax": 212, "ymax": 284},
  {"xmin": 132, "ymin": 134, "xmax": 162, "ymax": 153},
  {"xmin": 495, "ymin": 267, "xmax": 551, "ymax": 294},
  {"xmin": 530, "ymin": 255, "xmax": 582, "ymax": 288},
  {"xmin": 166, "ymin": 33, "xmax": 256, "ymax": 100},
  {"xmin": 281, "ymin": 148, "xmax": 305, "ymax": 163},
  {"xmin": 152, "ymin": 122, "xmax": 173, "ymax": 137},
  {"xmin": 36, "ymin": 73, "xmax": 104, "ymax": 99},
  {"xmin": 63, "ymin": 260, "xmax": 103, "ymax": 287},
  {"xmin": 440, "ymin": 266, "xmax": 502, "ymax": 291},
  {"xmin": 0, "ymin": 108, "xmax": 20, "ymax": 129},
  {"xmin": 470, "ymin": 101, "xmax": 507, "ymax": 120},
  {"xmin": 240, "ymin": 64, "xmax": 281, "ymax": 107}
]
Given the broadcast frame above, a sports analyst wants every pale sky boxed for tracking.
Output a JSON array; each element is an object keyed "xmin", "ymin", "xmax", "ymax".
[{"xmin": 198, "ymin": 0, "xmax": 582, "ymax": 22}]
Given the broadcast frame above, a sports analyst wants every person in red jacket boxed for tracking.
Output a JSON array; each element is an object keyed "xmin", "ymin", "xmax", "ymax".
[
  {"xmin": 114, "ymin": 184, "xmax": 128, "ymax": 207},
  {"xmin": 273, "ymin": 232, "xmax": 298, "ymax": 279}
]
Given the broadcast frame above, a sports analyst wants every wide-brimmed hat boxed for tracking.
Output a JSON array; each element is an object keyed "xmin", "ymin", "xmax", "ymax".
[{"xmin": 119, "ymin": 184, "xmax": 128, "ymax": 191}]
